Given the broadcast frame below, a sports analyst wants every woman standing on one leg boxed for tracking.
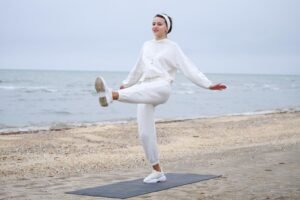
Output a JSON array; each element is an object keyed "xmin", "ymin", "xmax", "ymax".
[{"xmin": 95, "ymin": 13, "xmax": 226, "ymax": 183}]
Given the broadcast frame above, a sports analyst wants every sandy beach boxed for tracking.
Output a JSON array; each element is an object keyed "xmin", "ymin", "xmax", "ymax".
[{"xmin": 0, "ymin": 111, "xmax": 299, "ymax": 199}]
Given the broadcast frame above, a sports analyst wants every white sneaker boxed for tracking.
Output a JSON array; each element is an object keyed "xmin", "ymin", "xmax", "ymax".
[
  {"xmin": 95, "ymin": 76, "xmax": 112, "ymax": 107},
  {"xmin": 143, "ymin": 170, "xmax": 167, "ymax": 183}
]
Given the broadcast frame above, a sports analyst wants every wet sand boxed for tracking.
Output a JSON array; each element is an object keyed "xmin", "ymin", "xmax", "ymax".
[{"xmin": 0, "ymin": 111, "xmax": 299, "ymax": 199}]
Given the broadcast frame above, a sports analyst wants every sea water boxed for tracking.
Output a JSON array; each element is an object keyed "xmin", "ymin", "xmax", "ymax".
[{"xmin": 0, "ymin": 69, "xmax": 300, "ymax": 133}]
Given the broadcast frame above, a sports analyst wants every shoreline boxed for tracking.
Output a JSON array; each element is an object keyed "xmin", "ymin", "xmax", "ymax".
[{"xmin": 1, "ymin": 106, "xmax": 300, "ymax": 135}]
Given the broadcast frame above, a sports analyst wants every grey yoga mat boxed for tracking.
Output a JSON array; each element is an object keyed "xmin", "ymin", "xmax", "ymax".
[{"xmin": 67, "ymin": 173, "xmax": 221, "ymax": 199}]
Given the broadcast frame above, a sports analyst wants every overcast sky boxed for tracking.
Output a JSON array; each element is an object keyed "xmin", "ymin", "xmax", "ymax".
[{"xmin": 0, "ymin": 0, "xmax": 299, "ymax": 74}]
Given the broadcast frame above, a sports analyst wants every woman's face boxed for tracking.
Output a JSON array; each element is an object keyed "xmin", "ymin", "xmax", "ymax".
[{"xmin": 152, "ymin": 17, "xmax": 168, "ymax": 40}]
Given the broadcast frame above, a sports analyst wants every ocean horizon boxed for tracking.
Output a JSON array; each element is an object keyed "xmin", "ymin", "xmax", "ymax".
[{"xmin": 1, "ymin": 69, "xmax": 300, "ymax": 133}]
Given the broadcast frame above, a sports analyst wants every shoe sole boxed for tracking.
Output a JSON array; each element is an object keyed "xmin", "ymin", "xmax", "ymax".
[
  {"xmin": 143, "ymin": 175, "xmax": 167, "ymax": 184},
  {"xmin": 95, "ymin": 77, "xmax": 108, "ymax": 107}
]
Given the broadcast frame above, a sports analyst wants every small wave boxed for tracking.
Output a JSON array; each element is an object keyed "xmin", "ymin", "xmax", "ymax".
[
  {"xmin": 0, "ymin": 85, "xmax": 57, "ymax": 93},
  {"xmin": 0, "ymin": 126, "xmax": 50, "ymax": 135},
  {"xmin": 0, "ymin": 86, "xmax": 17, "ymax": 90},
  {"xmin": 0, "ymin": 124, "xmax": 74, "ymax": 135},
  {"xmin": 242, "ymin": 83, "xmax": 281, "ymax": 91},
  {"xmin": 0, "ymin": 119, "xmax": 135, "ymax": 135},
  {"xmin": 155, "ymin": 107, "xmax": 300, "ymax": 123},
  {"xmin": 41, "ymin": 109, "xmax": 72, "ymax": 115},
  {"xmin": 262, "ymin": 84, "xmax": 280, "ymax": 91},
  {"xmin": 0, "ymin": 79, "xmax": 36, "ymax": 84},
  {"xmin": 53, "ymin": 111, "xmax": 72, "ymax": 115},
  {"xmin": 226, "ymin": 107, "xmax": 300, "ymax": 117},
  {"xmin": 25, "ymin": 87, "xmax": 57, "ymax": 93}
]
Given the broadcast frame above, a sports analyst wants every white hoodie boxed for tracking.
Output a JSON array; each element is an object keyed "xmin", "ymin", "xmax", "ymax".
[{"xmin": 122, "ymin": 38, "xmax": 212, "ymax": 89}]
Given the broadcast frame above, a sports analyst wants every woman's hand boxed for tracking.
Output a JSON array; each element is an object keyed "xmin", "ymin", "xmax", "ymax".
[{"xmin": 209, "ymin": 83, "xmax": 227, "ymax": 90}]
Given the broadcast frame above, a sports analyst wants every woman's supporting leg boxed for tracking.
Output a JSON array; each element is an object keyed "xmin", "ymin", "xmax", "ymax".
[{"xmin": 137, "ymin": 104, "xmax": 160, "ymax": 168}]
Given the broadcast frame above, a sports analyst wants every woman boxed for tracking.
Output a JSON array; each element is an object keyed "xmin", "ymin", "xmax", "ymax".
[{"xmin": 95, "ymin": 13, "xmax": 226, "ymax": 183}]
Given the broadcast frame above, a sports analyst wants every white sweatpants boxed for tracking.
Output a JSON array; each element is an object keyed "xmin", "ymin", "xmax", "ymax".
[{"xmin": 118, "ymin": 80, "xmax": 172, "ymax": 165}]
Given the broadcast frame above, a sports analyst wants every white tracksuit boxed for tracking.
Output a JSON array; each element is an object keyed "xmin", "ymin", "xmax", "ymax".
[{"xmin": 118, "ymin": 38, "xmax": 212, "ymax": 165}]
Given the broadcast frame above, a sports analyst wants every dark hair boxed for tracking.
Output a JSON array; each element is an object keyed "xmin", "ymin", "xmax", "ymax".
[{"xmin": 155, "ymin": 13, "xmax": 173, "ymax": 34}]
